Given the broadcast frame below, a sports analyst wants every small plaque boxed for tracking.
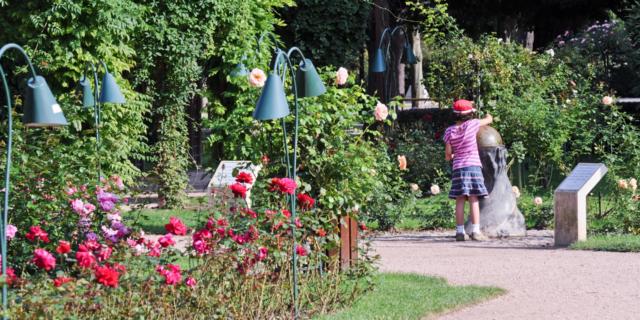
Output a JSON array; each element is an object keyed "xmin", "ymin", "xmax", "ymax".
[{"xmin": 556, "ymin": 163, "xmax": 607, "ymax": 192}]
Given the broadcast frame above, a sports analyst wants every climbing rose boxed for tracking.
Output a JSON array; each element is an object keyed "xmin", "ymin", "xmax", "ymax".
[
  {"xmin": 229, "ymin": 183, "xmax": 247, "ymax": 198},
  {"xmin": 374, "ymin": 101, "xmax": 388, "ymax": 121},
  {"xmin": 158, "ymin": 233, "xmax": 175, "ymax": 248},
  {"xmin": 56, "ymin": 240, "xmax": 71, "ymax": 254},
  {"xmin": 32, "ymin": 248, "xmax": 56, "ymax": 271},
  {"xmin": 297, "ymin": 193, "xmax": 315, "ymax": 209},
  {"xmin": 430, "ymin": 184, "xmax": 441, "ymax": 195},
  {"xmin": 512, "ymin": 186, "xmax": 521, "ymax": 198},
  {"xmin": 95, "ymin": 265, "xmax": 120, "ymax": 288},
  {"xmin": 533, "ymin": 197, "xmax": 543, "ymax": 206},
  {"xmin": 165, "ymin": 217, "xmax": 187, "ymax": 235},
  {"xmin": 248, "ymin": 68, "xmax": 267, "ymax": 88},
  {"xmin": 25, "ymin": 226, "xmax": 49, "ymax": 243},
  {"xmin": 602, "ymin": 96, "xmax": 613, "ymax": 105},
  {"xmin": 335, "ymin": 67, "xmax": 348, "ymax": 85},
  {"xmin": 235, "ymin": 171, "xmax": 253, "ymax": 184},
  {"xmin": 398, "ymin": 155, "xmax": 407, "ymax": 171},
  {"xmin": 6, "ymin": 224, "xmax": 17, "ymax": 240},
  {"xmin": 295, "ymin": 245, "xmax": 308, "ymax": 257},
  {"xmin": 185, "ymin": 277, "xmax": 197, "ymax": 288},
  {"xmin": 53, "ymin": 276, "xmax": 73, "ymax": 287}
]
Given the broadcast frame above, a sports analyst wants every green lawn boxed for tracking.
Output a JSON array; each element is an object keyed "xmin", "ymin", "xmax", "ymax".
[
  {"xmin": 316, "ymin": 273, "xmax": 504, "ymax": 320},
  {"xmin": 570, "ymin": 235, "xmax": 640, "ymax": 252},
  {"xmin": 123, "ymin": 208, "xmax": 206, "ymax": 234}
]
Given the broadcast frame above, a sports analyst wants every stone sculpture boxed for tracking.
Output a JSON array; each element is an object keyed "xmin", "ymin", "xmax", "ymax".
[{"xmin": 465, "ymin": 126, "xmax": 526, "ymax": 237}]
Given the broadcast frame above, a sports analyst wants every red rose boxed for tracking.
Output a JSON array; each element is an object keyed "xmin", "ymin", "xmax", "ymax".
[
  {"xmin": 277, "ymin": 178, "xmax": 297, "ymax": 195},
  {"xmin": 165, "ymin": 216, "xmax": 187, "ymax": 235},
  {"xmin": 56, "ymin": 240, "xmax": 71, "ymax": 254},
  {"xmin": 281, "ymin": 209, "xmax": 291, "ymax": 219},
  {"xmin": 229, "ymin": 183, "xmax": 247, "ymax": 198},
  {"xmin": 53, "ymin": 276, "xmax": 73, "ymax": 287},
  {"xmin": 32, "ymin": 248, "xmax": 56, "ymax": 271},
  {"xmin": 295, "ymin": 245, "xmax": 308, "ymax": 257},
  {"xmin": 235, "ymin": 171, "xmax": 253, "ymax": 184},
  {"xmin": 95, "ymin": 265, "xmax": 120, "ymax": 288},
  {"xmin": 6, "ymin": 268, "xmax": 18, "ymax": 287},
  {"xmin": 297, "ymin": 193, "xmax": 315, "ymax": 210},
  {"xmin": 156, "ymin": 264, "xmax": 181, "ymax": 285},
  {"xmin": 256, "ymin": 247, "xmax": 268, "ymax": 261},
  {"xmin": 268, "ymin": 178, "xmax": 281, "ymax": 192},
  {"xmin": 359, "ymin": 222, "xmax": 368, "ymax": 231},
  {"xmin": 25, "ymin": 226, "xmax": 49, "ymax": 243},
  {"xmin": 76, "ymin": 250, "xmax": 96, "ymax": 268},
  {"xmin": 316, "ymin": 228, "xmax": 327, "ymax": 237},
  {"xmin": 158, "ymin": 233, "xmax": 175, "ymax": 248},
  {"xmin": 261, "ymin": 154, "xmax": 270, "ymax": 165},
  {"xmin": 83, "ymin": 240, "xmax": 101, "ymax": 251}
]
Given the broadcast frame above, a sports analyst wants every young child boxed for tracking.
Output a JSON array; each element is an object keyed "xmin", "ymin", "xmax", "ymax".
[{"xmin": 443, "ymin": 99, "xmax": 493, "ymax": 241}]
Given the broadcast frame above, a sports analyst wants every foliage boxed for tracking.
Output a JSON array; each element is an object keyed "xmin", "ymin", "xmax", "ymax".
[
  {"xmin": 411, "ymin": 194, "xmax": 456, "ymax": 230},
  {"xmin": 317, "ymin": 273, "xmax": 504, "ymax": 320},
  {"xmin": 282, "ymin": 0, "xmax": 371, "ymax": 69},
  {"xmin": 517, "ymin": 193, "xmax": 554, "ymax": 230},
  {"xmin": 7, "ymin": 175, "xmax": 376, "ymax": 318}
]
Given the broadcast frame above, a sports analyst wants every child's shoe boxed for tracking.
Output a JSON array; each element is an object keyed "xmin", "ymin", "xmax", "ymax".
[
  {"xmin": 470, "ymin": 232, "xmax": 487, "ymax": 241},
  {"xmin": 455, "ymin": 233, "xmax": 469, "ymax": 241}
]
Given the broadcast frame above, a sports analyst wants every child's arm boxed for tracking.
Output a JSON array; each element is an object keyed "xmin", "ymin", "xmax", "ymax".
[
  {"xmin": 479, "ymin": 113, "xmax": 493, "ymax": 126},
  {"xmin": 445, "ymin": 143, "xmax": 453, "ymax": 161}
]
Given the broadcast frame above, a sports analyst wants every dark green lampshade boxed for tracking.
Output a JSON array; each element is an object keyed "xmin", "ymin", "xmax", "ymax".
[
  {"xmin": 231, "ymin": 63, "xmax": 249, "ymax": 78},
  {"xmin": 403, "ymin": 43, "xmax": 417, "ymax": 65},
  {"xmin": 99, "ymin": 72, "xmax": 125, "ymax": 104},
  {"xmin": 295, "ymin": 59, "xmax": 326, "ymax": 98},
  {"xmin": 253, "ymin": 73, "xmax": 290, "ymax": 121},
  {"xmin": 371, "ymin": 48, "xmax": 386, "ymax": 73},
  {"xmin": 78, "ymin": 76, "xmax": 95, "ymax": 108},
  {"xmin": 23, "ymin": 76, "xmax": 68, "ymax": 127}
]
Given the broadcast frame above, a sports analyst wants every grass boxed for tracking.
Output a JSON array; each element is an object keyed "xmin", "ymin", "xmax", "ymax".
[
  {"xmin": 123, "ymin": 208, "xmax": 206, "ymax": 234},
  {"xmin": 570, "ymin": 234, "xmax": 640, "ymax": 252},
  {"xmin": 316, "ymin": 273, "xmax": 504, "ymax": 320},
  {"xmin": 396, "ymin": 217, "xmax": 423, "ymax": 231}
]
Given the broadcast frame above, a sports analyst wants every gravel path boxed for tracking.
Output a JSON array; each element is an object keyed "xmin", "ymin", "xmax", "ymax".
[{"xmin": 372, "ymin": 230, "xmax": 640, "ymax": 320}]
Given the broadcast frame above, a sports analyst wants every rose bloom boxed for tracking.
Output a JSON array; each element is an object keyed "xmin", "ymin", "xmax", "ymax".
[
  {"xmin": 410, "ymin": 183, "xmax": 419, "ymax": 192},
  {"xmin": 397, "ymin": 155, "xmax": 407, "ymax": 171},
  {"xmin": 6, "ymin": 224, "xmax": 17, "ymax": 240},
  {"xmin": 25, "ymin": 226, "xmax": 49, "ymax": 243},
  {"xmin": 295, "ymin": 244, "xmax": 308, "ymax": 257},
  {"xmin": 71, "ymin": 199, "xmax": 84, "ymax": 214},
  {"xmin": 229, "ymin": 183, "xmax": 247, "ymax": 198},
  {"xmin": 278, "ymin": 178, "xmax": 297, "ymax": 195},
  {"xmin": 602, "ymin": 96, "xmax": 613, "ymax": 106},
  {"xmin": 248, "ymin": 68, "xmax": 267, "ymax": 88},
  {"xmin": 235, "ymin": 171, "xmax": 253, "ymax": 184},
  {"xmin": 97, "ymin": 246, "xmax": 113, "ymax": 262},
  {"xmin": 185, "ymin": 277, "xmax": 197, "ymax": 288},
  {"xmin": 158, "ymin": 233, "xmax": 176, "ymax": 248},
  {"xmin": 533, "ymin": 197, "xmax": 543, "ymax": 206},
  {"xmin": 6, "ymin": 268, "xmax": 18, "ymax": 287},
  {"xmin": 359, "ymin": 222, "xmax": 368, "ymax": 231},
  {"xmin": 157, "ymin": 264, "xmax": 182, "ymax": 285},
  {"xmin": 430, "ymin": 185, "xmax": 441, "ymax": 195},
  {"xmin": 56, "ymin": 240, "xmax": 71, "ymax": 254},
  {"xmin": 618, "ymin": 179, "xmax": 629, "ymax": 190},
  {"xmin": 32, "ymin": 248, "xmax": 56, "ymax": 271},
  {"xmin": 316, "ymin": 228, "xmax": 327, "ymax": 237},
  {"xmin": 374, "ymin": 101, "xmax": 389, "ymax": 121},
  {"xmin": 165, "ymin": 216, "xmax": 187, "ymax": 235},
  {"xmin": 297, "ymin": 193, "xmax": 315, "ymax": 210},
  {"xmin": 630, "ymin": 178, "xmax": 638, "ymax": 191},
  {"xmin": 256, "ymin": 247, "xmax": 268, "ymax": 261},
  {"xmin": 512, "ymin": 186, "xmax": 521, "ymax": 198},
  {"xmin": 294, "ymin": 217, "xmax": 303, "ymax": 228},
  {"xmin": 335, "ymin": 67, "xmax": 348, "ymax": 85},
  {"xmin": 76, "ymin": 250, "xmax": 96, "ymax": 268},
  {"xmin": 53, "ymin": 276, "xmax": 73, "ymax": 287},
  {"xmin": 95, "ymin": 265, "xmax": 120, "ymax": 288}
]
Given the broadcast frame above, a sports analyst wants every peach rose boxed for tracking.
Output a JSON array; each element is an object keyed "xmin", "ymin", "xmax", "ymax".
[
  {"xmin": 335, "ymin": 67, "xmax": 348, "ymax": 86},
  {"xmin": 430, "ymin": 185, "xmax": 441, "ymax": 195},
  {"xmin": 533, "ymin": 197, "xmax": 543, "ymax": 206},
  {"xmin": 602, "ymin": 96, "xmax": 613, "ymax": 106},
  {"xmin": 397, "ymin": 155, "xmax": 407, "ymax": 171},
  {"xmin": 410, "ymin": 183, "xmax": 419, "ymax": 192},
  {"xmin": 512, "ymin": 186, "xmax": 521, "ymax": 198},
  {"xmin": 248, "ymin": 68, "xmax": 266, "ymax": 88},
  {"xmin": 618, "ymin": 179, "xmax": 629, "ymax": 190},
  {"xmin": 374, "ymin": 101, "xmax": 388, "ymax": 121}
]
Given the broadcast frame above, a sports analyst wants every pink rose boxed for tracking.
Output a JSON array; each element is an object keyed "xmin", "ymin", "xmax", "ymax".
[
  {"xmin": 374, "ymin": 101, "xmax": 389, "ymax": 121},
  {"xmin": 185, "ymin": 276, "xmax": 197, "ymax": 288},
  {"xmin": 335, "ymin": 67, "xmax": 348, "ymax": 85},
  {"xmin": 533, "ymin": 197, "xmax": 543, "ymax": 206},
  {"xmin": 602, "ymin": 96, "xmax": 613, "ymax": 106},
  {"xmin": 6, "ymin": 224, "xmax": 17, "ymax": 240},
  {"xmin": 71, "ymin": 199, "xmax": 84, "ymax": 214},
  {"xmin": 248, "ymin": 68, "xmax": 267, "ymax": 88},
  {"xmin": 158, "ymin": 233, "xmax": 175, "ymax": 248},
  {"xmin": 32, "ymin": 248, "xmax": 56, "ymax": 271}
]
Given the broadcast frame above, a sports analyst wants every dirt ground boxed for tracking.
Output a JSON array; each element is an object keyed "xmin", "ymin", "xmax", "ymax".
[{"xmin": 372, "ymin": 230, "xmax": 640, "ymax": 320}]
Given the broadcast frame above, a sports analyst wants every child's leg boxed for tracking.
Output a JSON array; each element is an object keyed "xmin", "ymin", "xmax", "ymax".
[
  {"xmin": 455, "ymin": 196, "xmax": 466, "ymax": 226},
  {"xmin": 469, "ymin": 196, "xmax": 480, "ymax": 225}
]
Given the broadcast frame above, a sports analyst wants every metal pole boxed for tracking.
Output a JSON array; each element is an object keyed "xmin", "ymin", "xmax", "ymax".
[{"xmin": 92, "ymin": 64, "xmax": 101, "ymax": 185}]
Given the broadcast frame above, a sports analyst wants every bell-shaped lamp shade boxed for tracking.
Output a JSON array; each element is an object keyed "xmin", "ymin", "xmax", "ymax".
[
  {"xmin": 403, "ymin": 43, "xmax": 418, "ymax": 65},
  {"xmin": 371, "ymin": 48, "xmax": 386, "ymax": 73},
  {"xmin": 23, "ymin": 76, "xmax": 68, "ymax": 127},
  {"xmin": 79, "ymin": 76, "xmax": 95, "ymax": 108},
  {"xmin": 231, "ymin": 62, "xmax": 249, "ymax": 78},
  {"xmin": 294, "ymin": 59, "xmax": 326, "ymax": 98},
  {"xmin": 253, "ymin": 73, "xmax": 290, "ymax": 121},
  {"xmin": 99, "ymin": 72, "xmax": 126, "ymax": 104}
]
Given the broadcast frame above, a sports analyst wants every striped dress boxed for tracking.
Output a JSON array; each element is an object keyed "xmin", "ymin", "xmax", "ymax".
[{"xmin": 443, "ymin": 119, "xmax": 488, "ymax": 199}]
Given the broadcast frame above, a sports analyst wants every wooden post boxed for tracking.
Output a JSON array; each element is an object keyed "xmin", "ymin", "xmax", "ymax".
[
  {"xmin": 411, "ymin": 30, "xmax": 423, "ymax": 108},
  {"xmin": 339, "ymin": 215, "xmax": 359, "ymax": 269}
]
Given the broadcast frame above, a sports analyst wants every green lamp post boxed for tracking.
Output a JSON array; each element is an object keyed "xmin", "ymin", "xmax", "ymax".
[
  {"xmin": 0, "ymin": 43, "xmax": 68, "ymax": 319},
  {"xmin": 78, "ymin": 61, "xmax": 126, "ymax": 184},
  {"xmin": 253, "ymin": 46, "xmax": 325, "ymax": 319},
  {"xmin": 371, "ymin": 26, "xmax": 417, "ymax": 102}
]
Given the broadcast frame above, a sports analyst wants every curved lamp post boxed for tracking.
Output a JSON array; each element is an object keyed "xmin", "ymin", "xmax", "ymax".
[
  {"xmin": 0, "ymin": 43, "xmax": 68, "ymax": 318},
  {"xmin": 253, "ymin": 46, "xmax": 325, "ymax": 319},
  {"xmin": 78, "ymin": 61, "xmax": 126, "ymax": 184},
  {"xmin": 371, "ymin": 26, "xmax": 417, "ymax": 102}
]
